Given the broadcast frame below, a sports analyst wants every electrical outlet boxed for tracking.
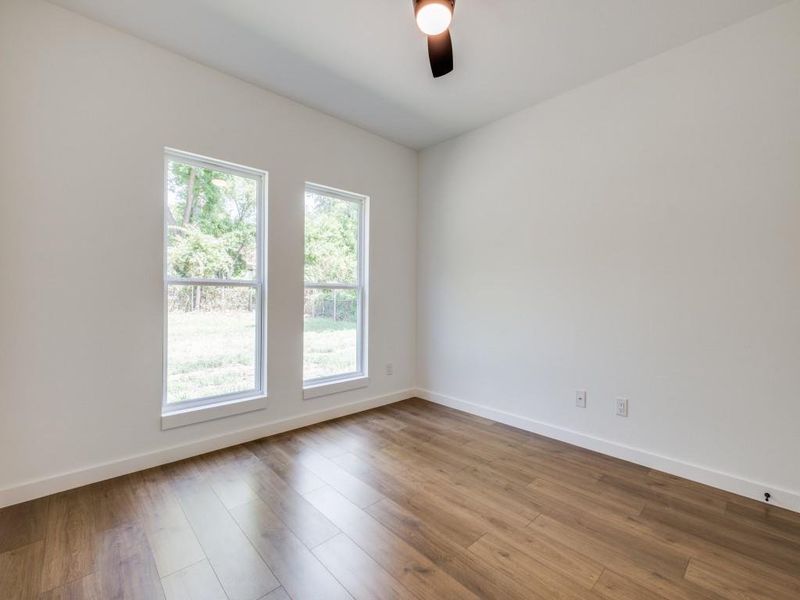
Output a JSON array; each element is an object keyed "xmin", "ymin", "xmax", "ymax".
[
  {"xmin": 616, "ymin": 398, "xmax": 628, "ymax": 417},
  {"xmin": 385, "ymin": 363, "xmax": 393, "ymax": 376},
  {"xmin": 576, "ymin": 391, "xmax": 587, "ymax": 408}
]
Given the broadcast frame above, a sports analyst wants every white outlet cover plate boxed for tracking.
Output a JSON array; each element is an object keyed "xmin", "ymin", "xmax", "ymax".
[{"xmin": 616, "ymin": 398, "xmax": 628, "ymax": 417}]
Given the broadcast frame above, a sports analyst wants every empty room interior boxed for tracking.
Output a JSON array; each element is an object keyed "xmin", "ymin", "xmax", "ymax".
[{"xmin": 2, "ymin": 0, "xmax": 800, "ymax": 598}]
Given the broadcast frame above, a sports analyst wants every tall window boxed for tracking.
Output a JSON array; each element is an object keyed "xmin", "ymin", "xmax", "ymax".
[
  {"xmin": 304, "ymin": 183, "xmax": 368, "ymax": 389},
  {"xmin": 164, "ymin": 149, "xmax": 266, "ymax": 410}
]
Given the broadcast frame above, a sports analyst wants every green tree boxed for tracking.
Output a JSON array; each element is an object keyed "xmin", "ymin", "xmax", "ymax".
[
  {"xmin": 304, "ymin": 193, "xmax": 358, "ymax": 284},
  {"xmin": 167, "ymin": 162, "xmax": 257, "ymax": 280}
]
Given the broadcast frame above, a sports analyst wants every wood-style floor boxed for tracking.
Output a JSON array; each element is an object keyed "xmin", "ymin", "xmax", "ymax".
[{"xmin": 2, "ymin": 399, "xmax": 799, "ymax": 599}]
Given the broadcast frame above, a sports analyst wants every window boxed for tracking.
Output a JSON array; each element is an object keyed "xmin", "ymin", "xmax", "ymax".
[
  {"xmin": 163, "ymin": 149, "xmax": 266, "ymax": 423},
  {"xmin": 303, "ymin": 183, "xmax": 368, "ymax": 395}
]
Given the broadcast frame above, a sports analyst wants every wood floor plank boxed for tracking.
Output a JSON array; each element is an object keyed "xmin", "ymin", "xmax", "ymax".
[
  {"xmin": 468, "ymin": 533, "xmax": 603, "ymax": 600},
  {"xmin": 725, "ymin": 499, "xmax": 800, "ymax": 539},
  {"xmin": 530, "ymin": 476, "xmax": 646, "ymax": 517},
  {"xmin": 92, "ymin": 523, "xmax": 165, "ymax": 600},
  {"xmin": 726, "ymin": 495, "xmax": 800, "ymax": 525},
  {"xmin": 171, "ymin": 477, "xmax": 279, "ymax": 600},
  {"xmin": 210, "ymin": 472, "xmax": 260, "ymax": 510},
  {"xmin": 288, "ymin": 427, "xmax": 352, "ymax": 459},
  {"xmin": 528, "ymin": 515, "xmax": 717, "ymax": 600},
  {"xmin": 332, "ymin": 451, "xmax": 488, "ymax": 547},
  {"xmin": 38, "ymin": 573, "xmax": 103, "ymax": 600},
  {"xmin": 592, "ymin": 569, "xmax": 666, "ymax": 600},
  {"xmin": 280, "ymin": 440, "xmax": 385, "ymax": 508},
  {"xmin": 684, "ymin": 557, "xmax": 798, "ymax": 600},
  {"xmin": 359, "ymin": 410, "xmax": 410, "ymax": 432},
  {"xmin": 373, "ymin": 444, "xmax": 536, "ymax": 530},
  {"xmin": 623, "ymin": 508, "xmax": 800, "ymax": 596},
  {"xmin": 131, "ymin": 468, "xmax": 207, "ymax": 579},
  {"xmin": 39, "ymin": 489, "xmax": 97, "ymax": 593},
  {"xmin": 302, "ymin": 451, "xmax": 386, "ymax": 508},
  {"xmin": 246, "ymin": 440, "xmax": 327, "ymax": 495},
  {"xmin": 480, "ymin": 518, "xmax": 604, "ymax": 589},
  {"xmin": 530, "ymin": 501, "xmax": 692, "ymax": 579},
  {"xmin": 647, "ymin": 469, "xmax": 738, "ymax": 501},
  {"xmin": 229, "ymin": 497, "xmax": 353, "ymax": 600},
  {"xmin": 41, "ymin": 523, "xmax": 166, "ymax": 599},
  {"xmin": 490, "ymin": 452, "xmax": 600, "ymax": 490},
  {"xmin": 161, "ymin": 559, "xmax": 227, "ymax": 600},
  {"xmin": 642, "ymin": 503, "xmax": 800, "ymax": 573},
  {"xmin": 87, "ymin": 476, "xmax": 139, "ymax": 532},
  {"xmin": 325, "ymin": 418, "xmax": 395, "ymax": 451},
  {"xmin": 598, "ymin": 472, "xmax": 727, "ymax": 516},
  {"xmin": 0, "ymin": 541, "xmax": 43, "ymax": 599},
  {"xmin": 0, "ymin": 497, "xmax": 48, "ymax": 554},
  {"xmin": 371, "ymin": 427, "xmax": 477, "ymax": 477},
  {"xmin": 304, "ymin": 421, "xmax": 373, "ymax": 454},
  {"xmin": 312, "ymin": 533, "xmax": 416, "ymax": 600},
  {"xmin": 376, "ymin": 432, "xmax": 540, "ymax": 523},
  {"xmin": 243, "ymin": 463, "xmax": 341, "ymax": 548},
  {"xmin": 304, "ymin": 485, "xmax": 481, "ymax": 600},
  {"xmin": 628, "ymin": 479, "xmax": 800, "ymax": 546},
  {"xmin": 517, "ymin": 478, "xmax": 647, "ymax": 533},
  {"xmin": 366, "ymin": 497, "xmax": 555, "ymax": 600}
]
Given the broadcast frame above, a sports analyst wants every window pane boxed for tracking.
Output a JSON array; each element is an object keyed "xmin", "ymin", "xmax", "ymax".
[
  {"xmin": 167, "ymin": 160, "xmax": 258, "ymax": 280},
  {"xmin": 304, "ymin": 191, "xmax": 359, "ymax": 285},
  {"xmin": 303, "ymin": 288, "xmax": 358, "ymax": 381},
  {"xmin": 167, "ymin": 285, "xmax": 257, "ymax": 403}
]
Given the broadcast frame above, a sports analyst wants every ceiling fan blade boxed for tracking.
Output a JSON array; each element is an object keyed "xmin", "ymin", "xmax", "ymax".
[{"xmin": 427, "ymin": 29, "xmax": 453, "ymax": 78}]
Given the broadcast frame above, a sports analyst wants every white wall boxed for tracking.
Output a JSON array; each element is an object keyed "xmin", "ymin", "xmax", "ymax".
[
  {"xmin": 418, "ymin": 2, "xmax": 800, "ymax": 508},
  {"xmin": 0, "ymin": 0, "xmax": 416, "ymax": 504}
]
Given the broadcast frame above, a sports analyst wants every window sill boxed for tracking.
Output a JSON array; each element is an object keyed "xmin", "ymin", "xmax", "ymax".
[
  {"xmin": 303, "ymin": 376, "xmax": 369, "ymax": 400},
  {"xmin": 161, "ymin": 394, "xmax": 268, "ymax": 430}
]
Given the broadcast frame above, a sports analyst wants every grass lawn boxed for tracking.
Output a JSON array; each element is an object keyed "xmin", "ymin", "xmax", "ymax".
[
  {"xmin": 167, "ymin": 310, "xmax": 256, "ymax": 403},
  {"xmin": 166, "ymin": 312, "xmax": 356, "ymax": 403},
  {"xmin": 303, "ymin": 317, "xmax": 357, "ymax": 381}
]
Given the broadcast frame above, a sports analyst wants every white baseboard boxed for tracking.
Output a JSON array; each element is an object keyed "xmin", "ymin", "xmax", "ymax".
[
  {"xmin": 415, "ymin": 388, "xmax": 800, "ymax": 514},
  {"xmin": 0, "ymin": 389, "xmax": 413, "ymax": 508}
]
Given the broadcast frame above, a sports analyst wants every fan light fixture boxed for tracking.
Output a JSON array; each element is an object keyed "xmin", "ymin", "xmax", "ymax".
[
  {"xmin": 413, "ymin": 0, "xmax": 455, "ymax": 78},
  {"xmin": 415, "ymin": 0, "xmax": 453, "ymax": 36}
]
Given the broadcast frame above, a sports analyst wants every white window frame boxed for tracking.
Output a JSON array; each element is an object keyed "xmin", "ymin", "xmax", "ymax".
[
  {"xmin": 303, "ymin": 182, "xmax": 369, "ymax": 399},
  {"xmin": 162, "ymin": 148, "xmax": 268, "ymax": 428}
]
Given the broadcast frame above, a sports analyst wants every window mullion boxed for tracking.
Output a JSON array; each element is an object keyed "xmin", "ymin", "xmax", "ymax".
[
  {"xmin": 167, "ymin": 278, "xmax": 259, "ymax": 287},
  {"xmin": 304, "ymin": 282, "xmax": 359, "ymax": 290}
]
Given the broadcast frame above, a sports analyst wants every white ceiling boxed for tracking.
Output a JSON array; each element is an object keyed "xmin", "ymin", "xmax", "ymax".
[{"xmin": 49, "ymin": 0, "xmax": 785, "ymax": 149}]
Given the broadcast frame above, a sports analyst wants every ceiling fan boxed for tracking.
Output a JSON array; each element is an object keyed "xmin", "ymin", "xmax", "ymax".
[{"xmin": 414, "ymin": 0, "xmax": 455, "ymax": 78}]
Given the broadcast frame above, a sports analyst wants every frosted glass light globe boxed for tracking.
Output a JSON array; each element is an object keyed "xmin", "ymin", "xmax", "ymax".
[{"xmin": 416, "ymin": 3, "xmax": 452, "ymax": 36}]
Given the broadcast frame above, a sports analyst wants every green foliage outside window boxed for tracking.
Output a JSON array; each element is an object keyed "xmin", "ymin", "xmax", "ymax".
[
  {"xmin": 304, "ymin": 192, "xmax": 360, "ymax": 323},
  {"xmin": 166, "ymin": 161, "xmax": 258, "ymax": 312},
  {"xmin": 304, "ymin": 192, "xmax": 359, "ymax": 285}
]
